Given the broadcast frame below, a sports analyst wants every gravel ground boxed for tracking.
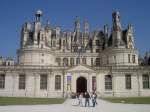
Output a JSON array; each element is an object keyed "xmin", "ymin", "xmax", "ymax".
[{"xmin": 0, "ymin": 98, "xmax": 150, "ymax": 112}]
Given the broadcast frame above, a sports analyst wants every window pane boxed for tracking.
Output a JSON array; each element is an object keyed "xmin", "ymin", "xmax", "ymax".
[
  {"xmin": 55, "ymin": 75, "xmax": 61, "ymax": 90},
  {"xmin": 40, "ymin": 74, "xmax": 47, "ymax": 90},
  {"xmin": 128, "ymin": 54, "xmax": 131, "ymax": 63},
  {"xmin": 70, "ymin": 58, "xmax": 74, "ymax": 66},
  {"xmin": 96, "ymin": 58, "xmax": 100, "ymax": 66},
  {"xmin": 0, "ymin": 74, "xmax": 5, "ymax": 89},
  {"xmin": 19, "ymin": 74, "xmax": 26, "ymax": 89},
  {"xmin": 105, "ymin": 75, "xmax": 112, "ymax": 90},
  {"xmin": 92, "ymin": 76, "xmax": 96, "ymax": 91},
  {"xmin": 125, "ymin": 74, "xmax": 131, "ymax": 89},
  {"xmin": 143, "ymin": 74, "xmax": 149, "ymax": 89},
  {"xmin": 132, "ymin": 55, "xmax": 135, "ymax": 63}
]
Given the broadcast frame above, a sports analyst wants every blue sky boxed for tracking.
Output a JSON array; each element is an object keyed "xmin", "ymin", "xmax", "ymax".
[{"xmin": 0, "ymin": 0, "xmax": 150, "ymax": 59}]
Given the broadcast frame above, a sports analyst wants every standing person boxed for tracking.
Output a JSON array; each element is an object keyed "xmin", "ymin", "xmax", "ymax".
[
  {"xmin": 78, "ymin": 93, "xmax": 83, "ymax": 106},
  {"xmin": 94, "ymin": 91, "xmax": 98, "ymax": 105},
  {"xmin": 84, "ymin": 92, "xmax": 90, "ymax": 107},
  {"xmin": 91, "ymin": 92, "xmax": 96, "ymax": 107}
]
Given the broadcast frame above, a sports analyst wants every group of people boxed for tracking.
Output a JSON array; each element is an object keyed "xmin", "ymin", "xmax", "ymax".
[{"xmin": 73, "ymin": 91, "xmax": 98, "ymax": 107}]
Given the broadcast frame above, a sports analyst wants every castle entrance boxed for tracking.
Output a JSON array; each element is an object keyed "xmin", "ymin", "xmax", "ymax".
[{"xmin": 76, "ymin": 77, "xmax": 87, "ymax": 93}]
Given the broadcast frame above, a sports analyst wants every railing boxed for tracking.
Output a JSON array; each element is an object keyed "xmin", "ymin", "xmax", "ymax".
[{"xmin": 0, "ymin": 64, "xmax": 150, "ymax": 71}]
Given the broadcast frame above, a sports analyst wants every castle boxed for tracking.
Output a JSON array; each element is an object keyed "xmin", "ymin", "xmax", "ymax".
[{"xmin": 0, "ymin": 10, "xmax": 150, "ymax": 97}]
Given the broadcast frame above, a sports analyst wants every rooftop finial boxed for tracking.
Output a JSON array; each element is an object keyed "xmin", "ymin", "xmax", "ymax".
[{"xmin": 35, "ymin": 9, "xmax": 43, "ymax": 22}]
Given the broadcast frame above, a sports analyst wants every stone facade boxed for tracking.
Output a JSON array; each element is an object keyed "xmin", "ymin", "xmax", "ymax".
[{"xmin": 0, "ymin": 10, "xmax": 150, "ymax": 98}]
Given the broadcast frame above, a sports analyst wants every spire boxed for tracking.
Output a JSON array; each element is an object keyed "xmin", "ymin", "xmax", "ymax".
[
  {"xmin": 74, "ymin": 16, "xmax": 80, "ymax": 33},
  {"xmin": 128, "ymin": 24, "xmax": 133, "ymax": 32},
  {"xmin": 104, "ymin": 24, "xmax": 109, "ymax": 36},
  {"xmin": 35, "ymin": 10, "xmax": 43, "ymax": 22},
  {"xmin": 47, "ymin": 19, "xmax": 50, "ymax": 26},
  {"xmin": 84, "ymin": 20, "xmax": 89, "ymax": 34},
  {"xmin": 104, "ymin": 24, "xmax": 109, "ymax": 48},
  {"xmin": 45, "ymin": 19, "xmax": 50, "ymax": 29}
]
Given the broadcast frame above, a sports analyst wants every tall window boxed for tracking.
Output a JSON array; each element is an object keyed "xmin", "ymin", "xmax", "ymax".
[
  {"xmin": 91, "ymin": 58, "xmax": 93, "ymax": 66},
  {"xmin": 125, "ymin": 74, "xmax": 131, "ymax": 89},
  {"xmin": 96, "ymin": 58, "xmax": 100, "ymax": 66},
  {"xmin": 132, "ymin": 55, "xmax": 135, "ymax": 63},
  {"xmin": 70, "ymin": 58, "xmax": 74, "ymax": 66},
  {"xmin": 114, "ymin": 56, "xmax": 116, "ymax": 64},
  {"xmin": 128, "ymin": 54, "xmax": 131, "ymax": 63},
  {"xmin": 95, "ymin": 40, "xmax": 100, "ymax": 46},
  {"xmin": 92, "ymin": 76, "xmax": 96, "ymax": 91},
  {"xmin": 96, "ymin": 49, "xmax": 99, "ymax": 53},
  {"xmin": 105, "ymin": 75, "xmax": 112, "ymax": 90},
  {"xmin": 76, "ymin": 58, "xmax": 80, "ymax": 65},
  {"xmin": 0, "ymin": 74, "xmax": 5, "ymax": 89},
  {"xmin": 143, "ymin": 74, "xmax": 149, "ymax": 89},
  {"xmin": 40, "ymin": 74, "xmax": 47, "ymax": 90},
  {"xmin": 56, "ymin": 58, "xmax": 61, "ymax": 66},
  {"xmin": 19, "ymin": 74, "xmax": 26, "ymax": 89},
  {"xmin": 63, "ymin": 58, "xmax": 68, "ymax": 66},
  {"xmin": 82, "ymin": 58, "xmax": 86, "ymax": 64},
  {"xmin": 63, "ymin": 40, "xmax": 65, "ymax": 46},
  {"xmin": 55, "ymin": 75, "xmax": 61, "ymax": 90},
  {"xmin": 107, "ymin": 56, "xmax": 109, "ymax": 64}
]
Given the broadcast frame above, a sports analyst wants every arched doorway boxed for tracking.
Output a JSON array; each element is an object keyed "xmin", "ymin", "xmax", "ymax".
[{"xmin": 76, "ymin": 77, "xmax": 87, "ymax": 93}]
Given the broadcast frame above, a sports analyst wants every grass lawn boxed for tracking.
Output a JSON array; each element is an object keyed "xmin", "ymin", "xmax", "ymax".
[
  {"xmin": 0, "ymin": 97, "xmax": 66, "ymax": 105},
  {"xmin": 102, "ymin": 97, "xmax": 150, "ymax": 104}
]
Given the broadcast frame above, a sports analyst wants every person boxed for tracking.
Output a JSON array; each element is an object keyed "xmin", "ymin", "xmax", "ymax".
[
  {"xmin": 94, "ymin": 91, "xmax": 98, "ymax": 105},
  {"xmin": 91, "ymin": 92, "xmax": 96, "ymax": 107},
  {"xmin": 78, "ymin": 93, "xmax": 83, "ymax": 106},
  {"xmin": 84, "ymin": 92, "xmax": 90, "ymax": 107}
]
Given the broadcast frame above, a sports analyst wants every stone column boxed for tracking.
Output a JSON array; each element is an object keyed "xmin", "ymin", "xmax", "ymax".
[
  {"xmin": 72, "ymin": 72, "xmax": 76, "ymax": 93},
  {"xmin": 34, "ymin": 73, "xmax": 40, "ymax": 97},
  {"xmin": 47, "ymin": 72, "xmax": 51, "ymax": 92},
  {"xmin": 9, "ymin": 73, "xmax": 18, "ymax": 97}
]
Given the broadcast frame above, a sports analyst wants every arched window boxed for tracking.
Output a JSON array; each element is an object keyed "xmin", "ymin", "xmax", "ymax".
[{"xmin": 55, "ymin": 75, "xmax": 61, "ymax": 90}]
